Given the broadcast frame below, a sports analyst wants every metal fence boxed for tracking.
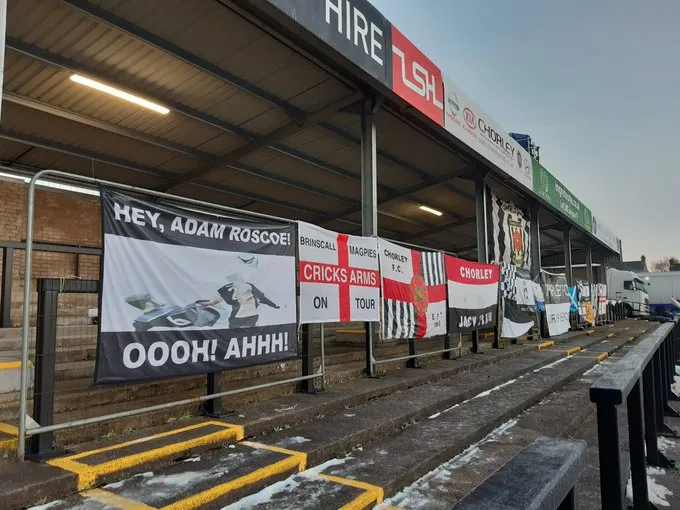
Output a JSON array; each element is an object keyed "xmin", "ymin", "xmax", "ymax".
[
  {"xmin": 589, "ymin": 317, "xmax": 680, "ymax": 509},
  {"xmin": 16, "ymin": 170, "xmax": 325, "ymax": 458}
]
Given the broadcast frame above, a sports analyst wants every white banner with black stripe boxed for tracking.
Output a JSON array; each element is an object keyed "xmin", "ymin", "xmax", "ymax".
[
  {"xmin": 96, "ymin": 189, "xmax": 297, "ymax": 384},
  {"xmin": 490, "ymin": 192, "xmax": 531, "ymax": 271},
  {"xmin": 540, "ymin": 271, "xmax": 571, "ymax": 337}
]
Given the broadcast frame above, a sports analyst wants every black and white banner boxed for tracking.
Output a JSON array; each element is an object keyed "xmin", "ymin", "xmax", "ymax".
[
  {"xmin": 500, "ymin": 264, "xmax": 536, "ymax": 338},
  {"xmin": 490, "ymin": 192, "xmax": 531, "ymax": 271},
  {"xmin": 445, "ymin": 255, "xmax": 499, "ymax": 333},
  {"xmin": 540, "ymin": 271, "xmax": 571, "ymax": 337},
  {"xmin": 96, "ymin": 189, "xmax": 297, "ymax": 384}
]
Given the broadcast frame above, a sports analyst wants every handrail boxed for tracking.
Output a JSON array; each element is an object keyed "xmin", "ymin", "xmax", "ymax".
[{"xmin": 589, "ymin": 318, "xmax": 679, "ymax": 509}]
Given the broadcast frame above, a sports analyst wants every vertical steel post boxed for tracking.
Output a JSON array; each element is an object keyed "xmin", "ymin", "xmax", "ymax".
[
  {"xmin": 203, "ymin": 373, "xmax": 222, "ymax": 416},
  {"xmin": 585, "ymin": 240, "xmax": 594, "ymax": 285},
  {"xmin": 644, "ymin": 361, "xmax": 661, "ymax": 466},
  {"xmin": 443, "ymin": 333, "xmax": 452, "ymax": 360},
  {"xmin": 361, "ymin": 96, "xmax": 378, "ymax": 378},
  {"xmin": 406, "ymin": 338, "xmax": 419, "ymax": 368},
  {"xmin": 529, "ymin": 204, "xmax": 542, "ymax": 337},
  {"xmin": 654, "ymin": 351, "xmax": 666, "ymax": 431},
  {"xmin": 563, "ymin": 228, "xmax": 573, "ymax": 287},
  {"xmin": 1, "ymin": 247, "xmax": 12, "ymax": 328},
  {"xmin": 472, "ymin": 176, "xmax": 487, "ymax": 354},
  {"xmin": 627, "ymin": 380, "xmax": 649, "ymax": 509},
  {"xmin": 596, "ymin": 402, "xmax": 624, "ymax": 509},
  {"xmin": 30, "ymin": 280, "xmax": 58, "ymax": 457},
  {"xmin": 299, "ymin": 323, "xmax": 315, "ymax": 393}
]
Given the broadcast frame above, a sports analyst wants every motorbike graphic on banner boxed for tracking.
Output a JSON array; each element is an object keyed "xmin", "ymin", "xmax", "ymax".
[{"xmin": 96, "ymin": 188, "xmax": 297, "ymax": 384}]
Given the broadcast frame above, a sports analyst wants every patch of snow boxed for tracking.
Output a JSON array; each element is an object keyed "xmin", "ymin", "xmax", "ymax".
[
  {"xmin": 228, "ymin": 444, "xmax": 236, "ymax": 449},
  {"xmin": 625, "ymin": 468, "xmax": 673, "ymax": 507},
  {"xmin": 103, "ymin": 472, "xmax": 153, "ymax": 490},
  {"xmin": 276, "ymin": 436, "xmax": 312, "ymax": 446},
  {"xmin": 671, "ymin": 375, "xmax": 680, "ymax": 397},
  {"xmin": 222, "ymin": 457, "xmax": 351, "ymax": 509},
  {"xmin": 27, "ymin": 501, "xmax": 63, "ymax": 510},
  {"xmin": 183, "ymin": 456, "xmax": 201, "ymax": 463},
  {"xmin": 344, "ymin": 414, "xmax": 356, "ymax": 417},
  {"xmin": 380, "ymin": 419, "xmax": 519, "ymax": 509},
  {"xmin": 472, "ymin": 378, "xmax": 518, "ymax": 400},
  {"xmin": 675, "ymin": 364, "xmax": 680, "ymax": 376},
  {"xmin": 533, "ymin": 356, "xmax": 570, "ymax": 372},
  {"xmin": 657, "ymin": 437, "xmax": 676, "ymax": 454},
  {"xmin": 428, "ymin": 412, "xmax": 441, "ymax": 420}
]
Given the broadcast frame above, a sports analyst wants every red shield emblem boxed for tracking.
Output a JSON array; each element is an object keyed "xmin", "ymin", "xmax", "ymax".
[{"xmin": 410, "ymin": 274, "xmax": 429, "ymax": 316}]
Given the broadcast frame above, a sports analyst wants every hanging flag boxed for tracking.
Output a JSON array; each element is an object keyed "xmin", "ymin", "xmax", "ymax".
[
  {"xmin": 568, "ymin": 287, "xmax": 578, "ymax": 313},
  {"xmin": 577, "ymin": 281, "xmax": 594, "ymax": 326},
  {"xmin": 445, "ymin": 256, "xmax": 499, "ymax": 333},
  {"xmin": 379, "ymin": 239, "xmax": 447, "ymax": 339},
  {"xmin": 490, "ymin": 192, "xmax": 531, "ymax": 271},
  {"xmin": 541, "ymin": 271, "xmax": 571, "ymax": 336},
  {"xmin": 499, "ymin": 264, "xmax": 536, "ymax": 338},
  {"xmin": 533, "ymin": 281, "xmax": 546, "ymax": 312},
  {"xmin": 598, "ymin": 283, "xmax": 608, "ymax": 316},
  {"xmin": 297, "ymin": 222, "xmax": 380, "ymax": 324}
]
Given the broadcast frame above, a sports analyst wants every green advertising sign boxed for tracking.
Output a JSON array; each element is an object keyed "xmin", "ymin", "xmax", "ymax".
[{"xmin": 532, "ymin": 160, "xmax": 592, "ymax": 232}]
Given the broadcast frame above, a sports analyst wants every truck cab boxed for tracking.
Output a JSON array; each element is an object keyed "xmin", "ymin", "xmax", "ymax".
[{"xmin": 606, "ymin": 268, "xmax": 649, "ymax": 317}]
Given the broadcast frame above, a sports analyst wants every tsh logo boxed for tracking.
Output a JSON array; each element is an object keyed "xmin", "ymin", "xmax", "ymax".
[{"xmin": 391, "ymin": 26, "xmax": 443, "ymax": 126}]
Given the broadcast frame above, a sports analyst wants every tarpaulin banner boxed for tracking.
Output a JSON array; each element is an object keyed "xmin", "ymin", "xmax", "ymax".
[
  {"xmin": 444, "ymin": 76, "xmax": 533, "ymax": 191},
  {"xmin": 533, "ymin": 281, "xmax": 546, "ymax": 312},
  {"xmin": 298, "ymin": 222, "xmax": 379, "ymax": 323},
  {"xmin": 592, "ymin": 216, "xmax": 620, "ymax": 253},
  {"xmin": 96, "ymin": 189, "xmax": 297, "ymax": 384},
  {"xmin": 577, "ymin": 281, "xmax": 594, "ymax": 326},
  {"xmin": 490, "ymin": 192, "xmax": 531, "ymax": 271},
  {"xmin": 540, "ymin": 271, "xmax": 571, "ymax": 337},
  {"xmin": 379, "ymin": 239, "xmax": 446, "ymax": 339},
  {"xmin": 499, "ymin": 264, "xmax": 535, "ymax": 339},
  {"xmin": 445, "ymin": 256, "xmax": 499, "ymax": 333},
  {"xmin": 598, "ymin": 283, "xmax": 608, "ymax": 316}
]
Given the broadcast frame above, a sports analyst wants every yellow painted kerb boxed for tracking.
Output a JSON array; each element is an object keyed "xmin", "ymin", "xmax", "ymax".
[
  {"xmin": 318, "ymin": 473, "xmax": 384, "ymax": 510},
  {"xmin": 0, "ymin": 360, "xmax": 33, "ymax": 369},
  {"xmin": 566, "ymin": 346, "xmax": 581, "ymax": 356},
  {"xmin": 537, "ymin": 341, "xmax": 554, "ymax": 350},
  {"xmin": 163, "ymin": 441, "xmax": 306, "ymax": 510},
  {"xmin": 597, "ymin": 352, "xmax": 609, "ymax": 362},
  {"xmin": 607, "ymin": 333, "xmax": 616, "ymax": 339},
  {"xmin": 84, "ymin": 489, "xmax": 156, "ymax": 510},
  {"xmin": 48, "ymin": 421, "xmax": 244, "ymax": 491},
  {"xmin": 0, "ymin": 422, "xmax": 19, "ymax": 436}
]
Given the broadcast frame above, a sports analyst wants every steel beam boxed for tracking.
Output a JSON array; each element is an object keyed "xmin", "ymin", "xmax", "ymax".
[
  {"xmin": 586, "ymin": 240, "xmax": 594, "ymax": 284},
  {"xmin": 530, "ymin": 204, "xmax": 542, "ymax": 279},
  {"xmin": 159, "ymin": 92, "xmax": 362, "ymax": 191},
  {"xmin": 361, "ymin": 97, "xmax": 378, "ymax": 379},
  {"xmin": 318, "ymin": 122, "xmax": 476, "ymax": 202},
  {"xmin": 410, "ymin": 216, "xmax": 476, "ymax": 241},
  {"xmin": 472, "ymin": 177, "xmax": 488, "ymax": 354},
  {"xmin": 63, "ymin": 0, "xmax": 307, "ymax": 122},
  {"xmin": 563, "ymin": 227, "xmax": 573, "ymax": 286}
]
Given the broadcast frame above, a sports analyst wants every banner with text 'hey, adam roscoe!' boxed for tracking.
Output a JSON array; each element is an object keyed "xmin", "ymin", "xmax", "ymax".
[{"xmin": 96, "ymin": 189, "xmax": 297, "ymax": 384}]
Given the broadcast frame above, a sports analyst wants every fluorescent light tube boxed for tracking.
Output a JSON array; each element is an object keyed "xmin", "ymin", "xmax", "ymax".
[
  {"xmin": 70, "ymin": 74, "xmax": 170, "ymax": 115},
  {"xmin": 419, "ymin": 205, "xmax": 443, "ymax": 216}
]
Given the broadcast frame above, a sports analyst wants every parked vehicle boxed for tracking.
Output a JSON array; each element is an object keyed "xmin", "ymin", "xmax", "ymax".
[
  {"xmin": 637, "ymin": 271, "xmax": 680, "ymax": 318},
  {"xmin": 606, "ymin": 268, "xmax": 649, "ymax": 318}
]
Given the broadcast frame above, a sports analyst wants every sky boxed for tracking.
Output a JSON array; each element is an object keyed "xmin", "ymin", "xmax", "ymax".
[{"xmin": 368, "ymin": 0, "xmax": 680, "ymax": 264}]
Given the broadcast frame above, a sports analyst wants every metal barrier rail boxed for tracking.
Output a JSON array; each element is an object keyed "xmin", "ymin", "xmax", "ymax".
[{"xmin": 589, "ymin": 317, "xmax": 680, "ymax": 509}]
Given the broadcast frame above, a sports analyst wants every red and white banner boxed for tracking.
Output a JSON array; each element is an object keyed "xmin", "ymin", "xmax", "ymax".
[
  {"xmin": 598, "ymin": 283, "xmax": 608, "ymax": 316},
  {"xmin": 379, "ymin": 239, "xmax": 446, "ymax": 339},
  {"xmin": 391, "ymin": 25, "xmax": 444, "ymax": 126},
  {"xmin": 298, "ymin": 222, "xmax": 380, "ymax": 324},
  {"xmin": 445, "ymin": 256, "xmax": 500, "ymax": 333}
]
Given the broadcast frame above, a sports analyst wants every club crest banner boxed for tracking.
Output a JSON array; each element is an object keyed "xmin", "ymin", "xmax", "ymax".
[
  {"xmin": 445, "ymin": 256, "xmax": 499, "ymax": 333},
  {"xmin": 540, "ymin": 271, "xmax": 571, "ymax": 337},
  {"xmin": 490, "ymin": 192, "xmax": 531, "ymax": 271},
  {"xmin": 499, "ymin": 264, "xmax": 535, "ymax": 339},
  {"xmin": 96, "ymin": 189, "xmax": 297, "ymax": 384},
  {"xmin": 298, "ymin": 222, "xmax": 380, "ymax": 324},
  {"xmin": 379, "ymin": 239, "xmax": 447, "ymax": 339}
]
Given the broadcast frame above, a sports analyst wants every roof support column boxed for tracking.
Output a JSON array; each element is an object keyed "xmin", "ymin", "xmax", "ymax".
[
  {"xmin": 563, "ymin": 227, "xmax": 573, "ymax": 287},
  {"xmin": 586, "ymin": 240, "xmax": 594, "ymax": 284},
  {"xmin": 0, "ymin": 0, "xmax": 6, "ymax": 126},
  {"xmin": 361, "ymin": 96, "xmax": 378, "ymax": 378},
  {"xmin": 530, "ymin": 204, "xmax": 541, "ymax": 279},
  {"xmin": 472, "ymin": 175, "xmax": 488, "ymax": 354}
]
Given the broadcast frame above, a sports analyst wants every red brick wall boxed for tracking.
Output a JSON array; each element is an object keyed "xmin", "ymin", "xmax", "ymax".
[{"xmin": 0, "ymin": 179, "xmax": 101, "ymax": 326}]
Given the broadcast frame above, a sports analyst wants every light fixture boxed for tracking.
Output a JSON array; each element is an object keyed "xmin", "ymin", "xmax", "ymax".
[
  {"xmin": 70, "ymin": 74, "xmax": 170, "ymax": 115},
  {"xmin": 419, "ymin": 205, "xmax": 443, "ymax": 217}
]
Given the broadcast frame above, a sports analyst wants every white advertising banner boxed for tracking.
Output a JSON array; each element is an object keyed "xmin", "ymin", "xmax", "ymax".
[
  {"xmin": 443, "ymin": 76, "xmax": 533, "ymax": 191},
  {"xmin": 592, "ymin": 216, "xmax": 620, "ymax": 253},
  {"xmin": 298, "ymin": 222, "xmax": 380, "ymax": 324}
]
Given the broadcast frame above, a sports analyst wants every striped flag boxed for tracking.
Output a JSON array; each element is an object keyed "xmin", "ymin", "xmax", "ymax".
[
  {"xmin": 446, "ymin": 256, "xmax": 500, "ymax": 333},
  {"xmin": 490, "ymin": 192, "xmax": 531, "ymax": 270},
  {"xmin": 500, "ymin": 264, "xmax": 535, "ymax": 338},
  {"xmin": 379, "ymin": 239, "xmax": 446, "ymax": 339}
]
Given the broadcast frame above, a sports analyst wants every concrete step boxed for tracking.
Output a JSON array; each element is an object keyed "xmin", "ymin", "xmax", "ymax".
[{"xmin": 7, "ymin": 320, "xmax": 641, "ymax": 509}]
